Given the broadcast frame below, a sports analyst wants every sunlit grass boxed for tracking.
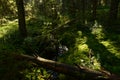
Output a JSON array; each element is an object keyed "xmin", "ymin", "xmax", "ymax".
[
  {"xmin": 91, "ymin": 22, "xmax": 105, "ymax": 40},
  {"xmin": 90, "ymin": 21, "xmax": 120, "ymax": 58},
  {"xmin": 71, "ymin": 22, "xmax": 120, "ymax": 70},
  {"xmin": 75, "ymin": 31, "xmax": 88, "ymax": 53},
  {"xmin": 62, "ymin": 30, "xmax": 102, "ymax": 70},
  {"xmin": 101, "ymin": 40, "xmax": 120, "ymax": 58},
  {"xmin": 78, "ymin": 44, "xmax": 89, "ymax": 52},
  {"xmin": 0, "ymin": 20, "xmax": 19, "ymax": 53},
  {"xmin": 0, "ymin": 20, "xmax": 18, "ymax": 38}
]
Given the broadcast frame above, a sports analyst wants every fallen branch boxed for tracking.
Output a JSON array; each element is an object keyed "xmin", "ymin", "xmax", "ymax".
[{"xmin": 14, "ymin": 54, "xmax": 120, "ymax": 80}]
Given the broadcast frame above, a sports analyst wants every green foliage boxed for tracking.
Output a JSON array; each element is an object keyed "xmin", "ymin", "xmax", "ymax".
[
  {"xmin": 1, "ymin": 15, "xmax": 120, "ymax": 79},
  {"xmin": 0, "ymin": 0, "xmax": 17, "ymax": 20},
  {"xmin": 59, "ymin": 32, "xmax": 76, "ymax": 47},
  {"xmin": 0, "ymin": 0, "xmax": 120, "ymax": 79}
]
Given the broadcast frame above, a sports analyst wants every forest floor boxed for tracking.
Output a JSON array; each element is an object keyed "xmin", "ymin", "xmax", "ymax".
[{"xmin": 0, "ymin": 20, "xmax": 120, "ymax": 80}]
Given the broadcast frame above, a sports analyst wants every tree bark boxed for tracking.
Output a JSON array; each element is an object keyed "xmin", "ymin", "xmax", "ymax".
[
  {"xmin": 15, "ymin": 0, "xmax": 27, "ymax": 39},
  {"xmin": 109, "ymin": 0, "xmax": 120, "ymax": 21},
  {"xmin": 92, "ymin": 0, "xmax": 98, "ymax": 21},
  {"xmin": 81, "ymin": 0, "xmax": 86, "ymax": 23},
  {"xmin": 14, "ymin": 54, "xmax": 120, "ymax": 80}
]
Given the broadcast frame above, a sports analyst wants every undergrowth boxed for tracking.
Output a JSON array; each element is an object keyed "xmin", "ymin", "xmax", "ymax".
[{"xmin": 0, "ymin": 19, "xmax": 120, "ymax": 80}]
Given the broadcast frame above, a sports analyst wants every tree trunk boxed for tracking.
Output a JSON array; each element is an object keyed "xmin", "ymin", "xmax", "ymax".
[
  {"xmin": 109, "ymin": 0, "xmax": 120, "ymax": 21},
  {"xmin": 81, "ymin": 0, "xmax": 86, "ymax": 23},
  {"xmin": 15, "ymin": 0, "xmax": 27, "ymax": 39},
  {"xmin": 14, "ymin": 54, "xmax": 120, "ymax": 80},
  {"xmin": 92, "ymin": 0, "xmax": 98, "ymax": 21}
]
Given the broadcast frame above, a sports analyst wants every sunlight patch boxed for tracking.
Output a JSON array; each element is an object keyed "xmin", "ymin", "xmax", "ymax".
[
  {"xmin": 76, "ymin": 31, "xmax": 87, "ymax": 44},
  {"xmin": 91, "ymin": 21, "xmax": 105, "ymax": 40},
  {"xmin": 101, "ymin": 41, "xmax": 120, "ymax": 57},
  {"xmin": 78, "ymin": 44, "xmax": 89, "ymax": 52},
  {"xmin": 0, "ymin": 21, "xmax": 18, "ymax": 38},
  {"xmin": 76, "ymin": 31, "xmax": 88, "ymax": 52}
]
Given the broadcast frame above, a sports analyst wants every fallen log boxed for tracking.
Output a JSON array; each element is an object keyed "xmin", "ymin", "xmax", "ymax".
[{"xmin": 14, "ymin": 54, "xmax": 120, "ymax": 80}]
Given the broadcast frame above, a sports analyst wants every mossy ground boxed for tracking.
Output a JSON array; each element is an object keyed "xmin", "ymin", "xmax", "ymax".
[{"xmin": 0, "ymin": 20, "xmax": 120, "ymax": 80}]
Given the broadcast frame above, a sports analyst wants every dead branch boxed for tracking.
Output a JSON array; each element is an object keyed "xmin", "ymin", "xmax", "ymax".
[{"xmin": 14, "ymin": 54, "xmax": 120, "ymax": 80}]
